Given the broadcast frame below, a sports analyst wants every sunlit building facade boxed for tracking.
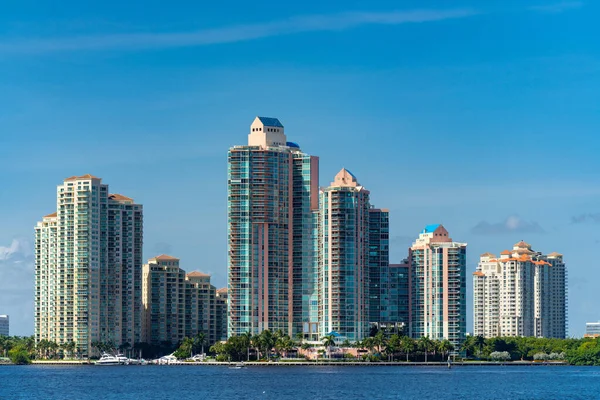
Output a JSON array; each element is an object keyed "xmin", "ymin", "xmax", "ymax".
[
  {"xmin": 409, "ymin": 225, "xmax": 466, "ymax": 351},
  {"xmin": 227, "ymin": 117, "xmax": 319, "ymax": 337},
  {"xmin": 473, "ymin": 242, "xmax": 567, "ymax": 339},
  {"xmin": 35, "ymin": 175, "xmax": 143, "ymax": 356},
  {"xmin": 142, "ymin": 255, "xmax": 223, "ymax": 346},
  {"xmin": 318, "ymin": 169, "xmax": 371, "ymax": 341}
]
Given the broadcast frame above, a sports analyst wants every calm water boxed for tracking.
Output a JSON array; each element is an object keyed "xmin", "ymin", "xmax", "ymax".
[{"xmin": 1, "ymin": 365, "xmax": 600, "ymax": 400}]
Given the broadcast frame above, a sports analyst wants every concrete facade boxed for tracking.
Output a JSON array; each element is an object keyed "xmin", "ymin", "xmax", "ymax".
[
  {"xmin": 409, "ymin": 225, "xmax": 467, "ymax": 352},
  {"xmin": 473, "ymin": 242, "xmax": 567, "ymax": 339},
  {"xmin": 34, "ymin": 175, "xmax": 143, "ymax": 356}
]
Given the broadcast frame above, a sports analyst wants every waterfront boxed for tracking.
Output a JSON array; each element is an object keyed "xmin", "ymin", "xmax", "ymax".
[{"xmin": 1, "ymin": 365, "xmax": 599, "ymax": 399}]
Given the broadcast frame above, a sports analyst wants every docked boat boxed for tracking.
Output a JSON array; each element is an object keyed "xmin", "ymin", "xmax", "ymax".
[
  {"xmin": 95, "ymin": 353, "xmax": 123, "ymax": 366},
  {"xmin": 229, "ymin": 362, "xmax": 246, "ymax": 369}
]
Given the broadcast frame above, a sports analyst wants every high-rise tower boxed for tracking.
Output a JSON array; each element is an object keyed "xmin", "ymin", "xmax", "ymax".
[
  {"xmin": 35, "ymin": 175, "xmax": 143, "ymax": 356},
  {"xmin": 409, "ymin": 225, "xmax": 466, "ymax": 351},
  {"xmin": 227, "ymin": 117, "xmax": 319, "ymax": 337},
  {"xmin": 318, "ymin": 169, "xmax": 371, "ymax": 341},
  {"xmin": 473, "ymin": 242, "xmax": 567, "ymax": 338},
  {"xmin": 368, "ymin": 208, "xmax": 390, "ymax": 326}
]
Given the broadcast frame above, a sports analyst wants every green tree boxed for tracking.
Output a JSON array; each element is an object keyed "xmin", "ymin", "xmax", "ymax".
[
  {"xmin": 259, "ymin": 330, "xmax": 276, "ymax": 360},
  {"xmin": 387, "ymin": 334, "xmax": 401, "ymax": 361},
  {"xmin": 400, "ymin": 336, "xmax": 415, "ymax": 362},
  {"xmin": 418, "ymin": 336, "xmax": 434, "ymax": 363},
  {"xmin": 9, "ymin": 346, "xmax": 31, "ymax": 365},
  {"xmin": 362, "ymin": 337, "xmax": 376, "ymax": 356},
  {"xmin": 241, "ymin": 331, "xmax": 252, "ymax": 361},
  {"xmin": 474, "ymin": 335, "xmax": 485, "ymax": 358},
  {"xmin": 275, "ymin": 335, "xmax": 294, "ymax": 358},
  {"xmin": 321, "ymin": 335, "xmax": 336, "ymax": 359},
  {"xmin": 174, "ymin": 337, "xmax": 195, "ymax": 359},
  {"xmin": 251, "ymin": 334, "xmax": 262, "ymax": 360},
  {"xmin": 437, "ymin": 340, "xmax": 454, "ymax": 361},
  {"xmin": 373, "ymin": 330, "xmax": 387, "ymax": 355},
  {"xmin": 194, "ymin": 332, "xmax": 207, "ymax": 355}
]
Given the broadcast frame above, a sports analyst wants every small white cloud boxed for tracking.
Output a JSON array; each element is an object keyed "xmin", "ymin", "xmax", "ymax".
[
  {"xmin": 0, "ymin": 238, "xmax": 31, "ymax": 261},
  {"xmin": 471, "ymin": 215, "xmax": 545, "ymax": 235}
]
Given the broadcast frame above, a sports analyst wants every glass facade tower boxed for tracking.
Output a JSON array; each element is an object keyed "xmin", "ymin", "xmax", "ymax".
[{"xmin": 227, "ymin": 117, "xmax": 319, "ymax": 337}]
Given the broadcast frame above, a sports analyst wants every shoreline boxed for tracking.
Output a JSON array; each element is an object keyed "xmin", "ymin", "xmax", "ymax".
[{"xmin": 3, "ymin": 360, "xmax": 569, "ymax": 367}]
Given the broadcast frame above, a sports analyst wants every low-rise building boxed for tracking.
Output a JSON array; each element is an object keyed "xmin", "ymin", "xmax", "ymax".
[{"xmin": 585, "ymin": 321, "xmax": 600, "ymax": 338}]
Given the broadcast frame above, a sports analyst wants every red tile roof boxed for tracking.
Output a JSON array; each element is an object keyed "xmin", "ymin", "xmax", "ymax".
[
  {"xmin": 152, "ymin": 254, "xmax": 179, "ymax": 261},
  {"xmin": 65, "ymin": 174, "xmax": 100, "ymax": 181},
  {"xmin": 43, "ymin": 212, "xmax": 57, "ymax": 218},
  {"xmin": 187, "ymin": 271, "xmax": 210, "ymax": 278},
  {"xmin": 109, "ymin": 193, "xmax": 134, "ymax": 202}
]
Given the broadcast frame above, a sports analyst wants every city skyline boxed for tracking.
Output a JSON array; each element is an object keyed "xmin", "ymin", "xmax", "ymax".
[{"xmin": 2, "ymin": 1, "xmax": 599, "ymax": 337}]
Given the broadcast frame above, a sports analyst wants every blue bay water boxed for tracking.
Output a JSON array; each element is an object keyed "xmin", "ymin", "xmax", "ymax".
[{"xmin": 1, "ymin": 365, "xmax": 600, "ymax": 400}]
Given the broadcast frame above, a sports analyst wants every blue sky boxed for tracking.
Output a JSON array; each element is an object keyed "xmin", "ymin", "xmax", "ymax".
[{"xmin": 1, "ymin": 0, "xmax": 599, "ymax": 336}]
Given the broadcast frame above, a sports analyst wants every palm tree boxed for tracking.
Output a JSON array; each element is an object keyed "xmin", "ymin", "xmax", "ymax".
[
  {"xmin": 438, "ymin": 340, "xmax": 454, "ymax": 361},
  {"xmin": 275, "ymin": 335, "xmax": 294, "ymax": 358},
  {"xmin": 251, "ymin": 335, "xmax": 262, "ymax": 360},
  {"xmin": 373, "ymin": 330, "xmax": 387, "ymax": 355},
  {"xmin": 195, "ymin": 332, "xmax": 207, "ymax": 355},
  {"xmin": 387, "ymin": 334, "xmax": 401, "ymax": 361},
  {"xmin": 65, "ymin": 341, "xmax": 77, "ymax": 359},
  {"xmin": 295, "ymin": 332, "xmax": 304, "ymax": 346},
  {"xmin": 241, "ymin": 331, "xmax": 252, "ymax": 361},
  {"xmin": 400, "ymin": 336, "xmax": 415, "ymax": 362},
  {"xmin": 362, "ymin": 337, "xmax": 376, "ymax": 356},
  {"xmin": 460, "ymin": 336, "xmax": 474, "ymax": 358},
  {"xmin": 474, "ymin": 335, "xmax": 485, "ymax": 358},
  {"xmin": 321, "ymin": 335, "xmax": 336, "ymax": 359},
  {"xmin": 418, "ymin": 336, "xmax": 434, "ymax": 363},
  {"xmin": 259, "ymin": 330, "xmax": 275, "ymax": 360}
]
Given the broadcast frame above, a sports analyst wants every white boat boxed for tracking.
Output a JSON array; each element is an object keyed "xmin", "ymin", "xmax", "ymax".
[
  {"xmin": 95, "ymin": 353, "xmax": 123, "ymax": 366},
  {"xmin": 156, "ymin": 353, "xmax": 178, "ymax": 365},
  {"xmin": 116, "ymin": 354, "xmax": 129, "ymax": 365},
  {"xmin": 229, "ymin": 362, "xmax": 246, "ymax": 369}
]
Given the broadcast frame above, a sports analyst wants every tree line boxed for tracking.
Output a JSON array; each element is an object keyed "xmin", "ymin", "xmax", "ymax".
[
  {"xmin": 198, "ymin": 329, "xmax": 455, "ymax": 362},
  {"xmin": 4, "ymin": 332, "xmax": 600, "ymax": 365}
]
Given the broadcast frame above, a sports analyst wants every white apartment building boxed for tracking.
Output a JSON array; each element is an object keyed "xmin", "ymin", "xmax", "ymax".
[
  {"xmin": 35, "ymin": 175, "xmax": 143, "ymax": 356},
  {"xmin": 473, "ymin": 241, "xmax": 567, "ymax": 339}
]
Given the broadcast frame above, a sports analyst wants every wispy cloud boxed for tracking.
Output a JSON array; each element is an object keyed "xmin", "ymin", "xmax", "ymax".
[
  {"xmin": 571, "ymin": 213, "xmax": 600, "ymax": 224},
  {"xmin": 0, "ymin": 238, "xmax": 34, "ymax": 336},
  {"xmin": 471, "ymin": 215, "xmax": 545, "ymax": 235},
  {"xmin": 0, "ymin": 238, "xmax": 32, "ymax": 261},
  {"xmin": 0, "ymin": 9, "xmax": 478, "ymax": 55},
  {"xmin": 530, "ymin": 1, "xmax": 584, "ymax": 13}
]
